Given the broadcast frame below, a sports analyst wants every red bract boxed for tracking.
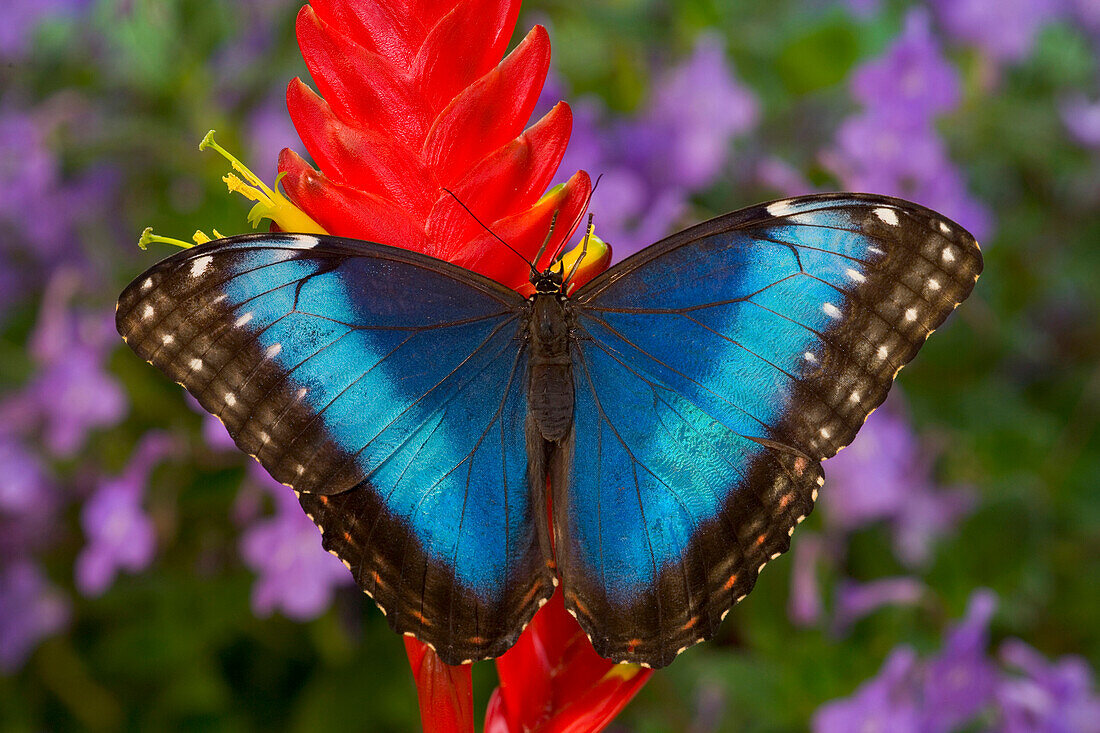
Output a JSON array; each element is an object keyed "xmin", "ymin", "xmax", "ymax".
[
  {"xmin": 487, "ymin": 593, "xmax": 653, "ymax": 733},
  {"xmin": 279, "ymin": 1, "xmax": 641, "ymax": 730},
  {"xmin": 279, "ymin": 0, "xmax": 592, "ymax": 293}
]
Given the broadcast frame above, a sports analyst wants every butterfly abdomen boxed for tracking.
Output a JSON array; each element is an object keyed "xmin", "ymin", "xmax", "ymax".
[{"xmin": 526, "ymin": 293, "xmax": 574, "ymax": 442}]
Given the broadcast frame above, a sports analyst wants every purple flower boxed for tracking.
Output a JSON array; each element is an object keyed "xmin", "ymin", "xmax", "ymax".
[
  {"xmin": 822, "ymin": 393, "xmax": 973, "ymax": 567},
  {"xmin": 815, "ymin": 590, "xmax": 1000, "ymax": 731},
  {"xmin": 1061, "ymin": 95, "xmax": 1100, "ymax": 147},
  {"xmin": 0, "ymin": 436, "xmax": 51, "ymax": 515},
  {"xmin": 833, "ymin": 577, "xmax": 926, "ymax": 632},
  {"xmin": 755, "ymin": 156, "xmax": 814, "ymax": 197},
  {"xmin": 851, "ymin": 10, "xmax": 960, "ymax": 123},
  {"xmin": 932, "ymin": 0, "xmax": 1063, "ymax": 63},
  {"xmin": 239, "ymin": 464, "xmax": 352, "ymax": 620},
  {"xmin": 247, "ymin": 90, "xmax": 306, "ymax": 182},
  {"xmin": 548, "ymin": 34, "xmax": 758, "ymax": 258},
  {"xmin": 0, "ymin": 560, "xmax": 70, "ymax": 673},
  {"xmin": 21, "ymin": 271, "xmax": 127, "ymax": 456},
  {"xmin": 633, "ymin": 33, "xmax": 759, "ymax": 190},
  {"xmin": 813, "ymin": 647, "xmax": 923, "ymax": 733},
  {"xmin": 997, "ymin": 639, "xmax": 1100, "ymax": 732},
  {"xmin": 0, "ymin": 101, "xmax": 115, "ymax": 271},
  {"xmin": 75, "ymin": 432, "xmax": 176, "ymax": 596},
  {"xmin": 824, "ymin": 9, "xmax": 994, "ymax": 241},
  {"xmin": 0, "ymin": 0, "xmax": 91, "ymax": 58},
  {"xmin": 788, "ymin": 531, "xmax": 826, "ymax": 627},
  {"xmin": 920, "ymin": 590, "xmax": 999, "ymax": 731}
]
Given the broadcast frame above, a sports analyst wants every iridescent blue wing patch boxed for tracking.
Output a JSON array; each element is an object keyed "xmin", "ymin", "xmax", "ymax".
[
  {"xmin": 116, "ymin": 234, "xmax": 554, "ymax": 663},
  {"xmin": 559, "ymin": 193, "xmax": 982, "ymax": 667}
]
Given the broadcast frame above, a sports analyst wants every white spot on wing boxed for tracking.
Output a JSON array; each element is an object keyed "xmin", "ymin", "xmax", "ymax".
[
  {"xmin": 266, "ymin": 343, "xmax": 282, "ymax": 358},
  {"xmin": 224, "ymin": 392, "xmax": 237, "ymax": 407},
  {"xmin": 235, "ymin": 312, "xmax": 253, "ymax": 327},
  {"xmin": 141, "ymin": 278, "xmax": 154, "ymax": 292},
  {"xmin": 938, "ymin": 221, "xmax": 951, "ymax": 234},
  {"xmin": 766, "ymin": 199, "xmax": 796, "ymax": 217},
  {"xmin": 942, "ymin": 246, "xmax": 956, "ymax": 263},
  {"xmin": 189, "ymin": 358, "xmax": 203, "ymax": 371},
  {"xmin": 868, "ymin": 246, "xmax": 885, "ymax": 255},
  {"xmin": 823, "ymin": 302, "xmax": 842, "ymax": 319},
  {"xmin": 804, "ymin": 352, "xmax": 817, "ymax": 363},
  {"xmin": 877, "ymin": 345, "xmax": 889, "ymax": 360},
  {"xmin": 928, "ymin": 278, "xmax": 941, "ymax": 291},
  {"xmin": 142, "ymin": 304, "xmax": 154, "ymax": 319},
  {"xmin": 905, "ymin": 308, "xmax": 918, "ymax": 322},
  {"xmin": 845, "ymin": 268, "xmax": 866, "ymax": 283},
  {"xmin": 161, "ymin": 334, "xmax": 174, "ymax": 345},
  {"xmin": 190, "ymin": 255, "xmax": 212, "ymax": 278},
  {"xmin": 820, "ymin": 428, "xmax": 831, "ymax": 439},
  {"xmin": 850, "ymin": 391, "xmax": 861, "ymax": 402},
  {"xmin": 874, "ymin": 207, "xmax": 899, "ymax": 226}
]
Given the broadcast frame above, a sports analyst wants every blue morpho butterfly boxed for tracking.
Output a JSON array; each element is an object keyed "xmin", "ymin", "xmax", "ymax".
[{"xmin": 116, "ymin": 193, "xmax": 981, "ymax": 668}]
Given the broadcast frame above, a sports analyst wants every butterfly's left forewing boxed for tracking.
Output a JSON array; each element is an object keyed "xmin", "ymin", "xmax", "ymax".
[
  {"xmin": 117, "ymin": 234, "xmax": 554, "ymax": 664},
  {"xmin": 559, "ymin": 194, "xmax": 982, "ymax": 667}
]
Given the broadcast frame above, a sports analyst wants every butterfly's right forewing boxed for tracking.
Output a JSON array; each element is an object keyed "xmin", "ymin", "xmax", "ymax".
[{"xmin": 117, "ymin": 233, "xmax": 554, "ymax": 664}]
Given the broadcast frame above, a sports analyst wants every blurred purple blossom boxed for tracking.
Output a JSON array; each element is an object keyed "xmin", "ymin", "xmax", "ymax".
[
  {"xmin": 75, "ymin": 432, "xmax": 176, "ymax": 596},
  {"xmin": 833, "ymin": 577, "xmax": 926, "ymax": 632},
  {"xmin": 814, "ymin": 591, "xmax": 996, "ymax": 732},
  {"xmin": 247, "ymin": 90, "xmax": 306, "ymax": 182},
  {"xmin": 19, "ymin": 270, "xmax": 127, "ymax": 456},
  {"xmin": 1061, "ymin": 95, "xmax": 1100, "ymax": 147},
  {"xmin": 823, "ymin": 9, "xmax": 992, "ymax": 240},
  {"xmin": 548, "ymin": 34, "xmax": 758, "ymax": 257},
  {"xmin": 239, "ymin": 464, "xmax": 352, "ymax": 620},
  {"xmin": 788, "ymin": 531, "xmax": 826, "ymax": 627},
  {"xmin": 0, "ymin": 437, "xmax": 51, "ymax": 515},
  {"xmin": 0, "ymin": 0, "xmax": 91, "ymax": 58},
  {"xmin": 822, "ymin": 401, "xmax": 974, "ymax": 566},
  {"xmin": 815, "ymin": 590, "xmax": 1100, "ymax": 732},
  {"xmin": 0, "ymin": 101, "xmax": 115, "ymax": 272},
  {"xmin": 813, "ymin": 646, "xmax": 923, "ymax": 733},
  {"xmin": 0, "ymin": 560, "xmax": 70, "ymax": 673},
  {"xmin": 997, "ymin": 640, "xmax": 1100, "ymax": 731},
  {"xmin": 921, "ymin": 590, "xmax": 999, "ymax": 730},
  {"xmin": 851, "ymin": 11, "xmax": 960, "ymax": 124},
  {"xmin": 755, "ymin": 157, "xmax": 814, "ymax": 197},
  {"xmin": 931, "ymin": 0, "xmax": 1062, "ymax": 63}
]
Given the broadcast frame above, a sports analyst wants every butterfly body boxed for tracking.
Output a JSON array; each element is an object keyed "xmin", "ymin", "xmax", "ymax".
[
  {"xmin": 117, "ymin": 194, "xmax": 981, "ymax": 667},
  {"xmin": 526, "ymin": 291, "xmax": 575, "ymax": 442}
]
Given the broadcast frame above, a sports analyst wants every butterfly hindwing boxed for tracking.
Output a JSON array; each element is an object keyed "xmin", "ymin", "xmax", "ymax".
[
  {"xmin": 559, "ymin": 193, "xmax": 982, "ymax": 667},
  {"xmin": 116, "ymin": 233, "xmax": 555, "ymax": 663}
]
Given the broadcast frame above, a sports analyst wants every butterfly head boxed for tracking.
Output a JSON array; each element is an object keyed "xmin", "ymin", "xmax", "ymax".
[{"xmin": 531, "ymin": 267, "xmax": 565, "ymax": 294}]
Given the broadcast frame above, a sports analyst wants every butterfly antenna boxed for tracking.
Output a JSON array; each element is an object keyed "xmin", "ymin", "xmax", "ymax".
[
  {"xmin": 548, "ymin": 173, "xmax": 605, "ymax": 264},
  {"xmin": 563, "ymin": 213, "xmax": 595, "ymax": 291},
  {"xmin": 532, "ymin": 210, "xmax": 559, "ymax": 272},
  {"xmin": 441, "ymin": 188, "xmax": 536, "ymax": 276}
]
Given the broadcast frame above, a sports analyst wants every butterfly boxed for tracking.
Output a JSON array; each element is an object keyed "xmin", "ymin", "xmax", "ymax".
[{"xmin": 116, "ymin": 193, "xmax": 981, "ymax": 668}]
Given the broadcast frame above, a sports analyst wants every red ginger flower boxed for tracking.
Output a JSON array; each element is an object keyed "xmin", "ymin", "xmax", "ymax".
[
  {"xmin": 279, "ymin": 0, "xmax": 635, "ymax": 730},
  {"xmin": 279, "ymin": 0, "xmax": 597, "ymax": 293}
]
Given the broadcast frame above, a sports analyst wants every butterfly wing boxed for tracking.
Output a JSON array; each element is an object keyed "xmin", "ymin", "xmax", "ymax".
[
  {"xmin": 117, "ymin": 233, "xmax": 554, "ymax": 663},
  {"xmin": 557, "ymin": 193, "xmax": 982, "ymax": 667}
]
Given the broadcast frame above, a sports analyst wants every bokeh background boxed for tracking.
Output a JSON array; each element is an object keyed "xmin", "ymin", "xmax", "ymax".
[{"xmin": 2, "ymin": 0, "xmax": 1099, "ymax": 730}]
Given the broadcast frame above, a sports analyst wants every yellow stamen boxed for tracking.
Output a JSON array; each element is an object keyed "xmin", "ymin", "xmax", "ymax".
[
  {"xmin": 138, "ymin": 227, "xmax": 193, "ymax": 251},
  {"xmin": 199, "ymin": 130, "xmax": 327, "ymax": 235}
]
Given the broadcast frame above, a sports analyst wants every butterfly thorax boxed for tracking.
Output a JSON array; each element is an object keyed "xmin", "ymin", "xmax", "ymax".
[{"xmin": 526, "ymin": 291, "xmax": 574, "ymax": 443}]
